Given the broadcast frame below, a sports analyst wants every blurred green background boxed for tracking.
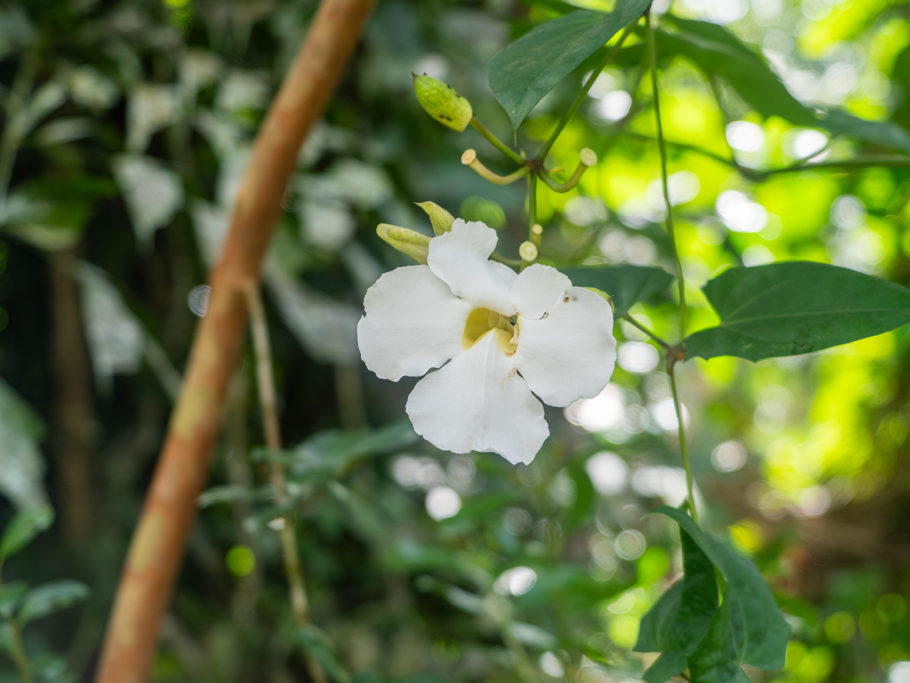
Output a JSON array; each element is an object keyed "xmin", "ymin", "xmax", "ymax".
[{"xmin": 1, "ymin": 0, "xmax": 909, "ymax": 681}]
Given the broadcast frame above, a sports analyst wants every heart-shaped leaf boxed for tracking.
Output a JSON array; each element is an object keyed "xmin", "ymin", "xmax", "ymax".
[
  {"xmin": 488, "ymin": 2, "xmax": 651, "ymax": 129},
  {"xmin": 684, "ymin": 261, "xmax": 910, "ymax": 361},
  {"xmin": 562, "ymin": 264, "xmax": 674, "ymax": 316}
]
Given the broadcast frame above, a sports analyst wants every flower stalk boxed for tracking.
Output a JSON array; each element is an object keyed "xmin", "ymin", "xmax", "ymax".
[
  {"xmin": 461, "ymin": 149, "xmax": 531, "ymax": 185},
  {"xmin": 539, "ymin": 147, "xmax": 597, "ymax": 193}
]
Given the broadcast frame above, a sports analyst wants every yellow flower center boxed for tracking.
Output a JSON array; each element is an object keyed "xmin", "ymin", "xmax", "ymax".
[{"xmin": 462, "ymin": 307, "xmax": 518, "ymax": 355}]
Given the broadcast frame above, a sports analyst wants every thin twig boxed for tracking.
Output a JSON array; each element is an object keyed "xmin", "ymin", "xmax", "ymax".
[
  {"xmin": 243, "ymin": 284, "xmax": 325, "ymax": 683},
  {"xmin": 622, "ymin": 313, "xmax": 670, "ymax": 349},
  {"xmin": 94, "ymin": 2, "xmax": 376, "ymax": 679}
]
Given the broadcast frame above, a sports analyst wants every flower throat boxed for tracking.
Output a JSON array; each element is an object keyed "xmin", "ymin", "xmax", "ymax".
[{"xmin": 462, "ymin": 307, "xmax": 518, "ymax": 355}]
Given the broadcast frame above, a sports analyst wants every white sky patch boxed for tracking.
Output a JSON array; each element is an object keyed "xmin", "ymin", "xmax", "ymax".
[
  {"xmin": 716, "ymin": 190, "xmax": 768, "ymax": 233},
  {"xmin": 585, "ymin": 451, "xmax": 628, "ymax": 495},
  {"xmin": 725, "ymin": 121, "xmax": 765, "ymax": 152},
  {"xmin": 651, "ymin": 397, "xmax": 689, "ymax": 431},
  {"xmin": 594, "ymin": 90, "xmax": 632, "ymax": 121},
  {"xmin": 831, "ymin": 195, "xmax": 866, "ymax": 230},
  {"xmin": 791, "ymin": 129, "xmax": 829, "ymax": 159},
  {"xmin": 565, "ymin": 384, "xmax": 626, "ymax": 432},
  {"xmin": 793, "ymin": 485, "xmax": 832, "ymax": 518},
  {"xmin": 494, "ymin": 566, "xmax": 537, "ymax": 596},
  {"xmin": 425, "ymin": 485, "xmax": 461, "ymax": 521},
  {"xmin": 711, "ymin": 440, "xmax": 748, "ymax": 472},
  {"xmin": 618, "ymin": 341, "xmax": 659, "ymax": 374},
  {"xmin": 742, "ymin": 245, "xmax": 775, "ymax": 266},
  {"xmin": 631, "ymin": 465, "xmax": 689, "ymax": 506}
]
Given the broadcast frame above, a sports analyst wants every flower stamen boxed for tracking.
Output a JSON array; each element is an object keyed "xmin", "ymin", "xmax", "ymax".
[{"xmin": 463, "ymin": 307, "xmax": 518, "ymax": 355}]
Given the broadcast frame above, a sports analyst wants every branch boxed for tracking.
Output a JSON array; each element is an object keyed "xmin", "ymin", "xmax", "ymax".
[{"xmin": 94, "ymin": 2, "xmax": 376, "ymax": 680}]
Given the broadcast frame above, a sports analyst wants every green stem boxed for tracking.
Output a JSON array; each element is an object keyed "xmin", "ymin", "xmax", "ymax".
[
  {"xmin": 538, "ymin": 20, "xmax": 637, "ymax": 161},
  {"xmin": 622, "ymin": 313, "xmax": 670, "ymax": 349},
  {"xmin": 0, "ymin": 573, "xmax": 34, "ymax": 683},
  {"xmin": 646, "ymin": 10, "xmax": 687, "ymax": 338},
  {"xmin": 470, "ymin": 116, "xmax": 525, "ymax": 165},
  {"xmin": 528, "ymin": 174, "xmax": 539, "ymax": 241},
  {"xmin": 625, "ymin": 133, "xmax": 910, "ymax": 179},
  {"xmin": 668, "ymin": 358, "xmax": 698, "ymax": 523}
]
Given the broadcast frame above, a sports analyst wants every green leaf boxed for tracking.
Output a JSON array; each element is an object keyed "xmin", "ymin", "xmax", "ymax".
[
  {"xmin": 0, "ymin": 505, "xmax": 54, "ymax": 560},
  {"xmin": 488, "ymin": 3, "xmax": 651, "ymax": 129},
  {"xmin": 18, "ymin": 580, "xmax": 88, "ymax": 625},
  {"xmin": 657, "ymin": 16, "xmax": 817, "ymax": 127},
  {"xmin": 684, "ymin": 261, "xmax": 910, "ymax": 361},
  {"xmin": 687, "ymin": 598, "xmax": 752, "ymax": 683},
  {"xmin": 655, "ymin": 507, "xmax": 789, "ymax": 670},
  {"xmin": 820, "ymin": 108, "xmax": 910, "ymax": 155},
  {"xmin": 299, "ymin": 625, "xmax": 352, "ymax": 683},
  {"xmin": 636, "ymin": 530, "xmax": 718, "ymax": 683},
  {"xmin": 0, "ymin": 581, "xmax": 28, "ymax": 619},
  {"xmin": 562, "ymin": 265, "xmax": 674, "ymax": 316}
]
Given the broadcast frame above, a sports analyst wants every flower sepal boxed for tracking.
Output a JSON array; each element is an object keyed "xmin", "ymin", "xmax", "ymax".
[
  {"xmin": 416, "ymin": 201, "xmax": 455, "ymax": 235},
  {"xmin": 376, "ymin": 223, "xmax": 430, "ymax": 264}
]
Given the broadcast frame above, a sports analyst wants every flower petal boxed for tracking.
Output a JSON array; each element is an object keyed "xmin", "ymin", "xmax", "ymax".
[
  {"xmin": 427, "ymin": 219, "xmax": 517, "ymax": 314},
  {"xmin": 406, "ymin": 333, "xmax": 548, "ymax": 465},
  {"xmin": 357, "ymin": 265, "xmax": 471, "ymax": 381},
  {"xmin": 514, "ymin": 286, "xmax": 616, "ymax": 407},
  {"xmin": 511, "ymin": 263, "xmax": 572, "ymax": 319}
]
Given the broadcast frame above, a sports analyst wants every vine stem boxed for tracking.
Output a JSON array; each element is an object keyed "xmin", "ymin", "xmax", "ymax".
[
  {"xmin": 470, "ymin": 116, "xmax": 524, "ymax": 165},
  {"xmin": 646, "ymin": 10, "xmax": 687, "ymax": 338},
  {"xmin": 0, "ymin": 569, "xmax": 33, "ymax": 683},
  {"xmin": 538, "ymin": 20, "xmax": 637, "ymax": 161},
  {"xmin": 243, "ymin": 284, "xmax": 325, "ymax": 683},
  {"xmin": 93, "ymin": 2, "xmax": 376, "ymax": 680},
  {"xmin": 647, "ymin": 10, "xmax": 698, "ymax": 522},
  {"xmin": 622, "ymin": 313, "xmax": 670, "ymax": 350},
  {"xmin": 668, "ymin": 358, "xmax": 698, "ymax": 523}
]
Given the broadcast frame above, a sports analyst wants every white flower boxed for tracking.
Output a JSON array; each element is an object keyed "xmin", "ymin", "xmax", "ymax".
[{"xmin": 357, "ymin": 219, "xmax": 616, "ymax": 465}]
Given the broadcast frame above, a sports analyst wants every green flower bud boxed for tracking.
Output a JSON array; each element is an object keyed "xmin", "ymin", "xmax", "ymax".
[
  {"xmin": 413, "ymin": 73, "xmax": 473, "ymax": 132},
  {"xmin": 376, "ymin": 223, "xmax": 430, "ymax": 264},
  {"xmin": 415, "ymin": 201, "xmax": 455, "ymax": 235}
]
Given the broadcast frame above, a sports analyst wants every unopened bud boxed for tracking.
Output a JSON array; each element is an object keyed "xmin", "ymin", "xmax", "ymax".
[
  {"xmin": 376, "ymin": 223, "xmax": 430, "ymax": 264},
  {"xmin": 413, "ymin": 73, "xmax": 473, "ymax": 132},
  {"xmin": 519, "ymin": 240, "xmax": 538, "ymax": 262},
  {"xmin": 415, "ymin": 201, "xmax": 455, "ymax": 235}
]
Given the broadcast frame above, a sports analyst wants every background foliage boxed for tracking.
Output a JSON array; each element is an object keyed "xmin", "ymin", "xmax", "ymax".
[{"xmin": 1, "ymin": 0, "xmax": 910, "ymax": 681}]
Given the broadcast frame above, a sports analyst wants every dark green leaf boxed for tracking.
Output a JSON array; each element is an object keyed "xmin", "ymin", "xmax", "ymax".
[
  {"xmin": 687, "ymin": 599, "xmax": 752, "ymax": 683},
  {"xmin": 636, "ymin": 529, "xmax": 718, "ymax": 683},
  {"xmin": 0, "ymin": 581, "xmax": 28, "ymax": 619},
  {"xmin": 299, "ymin": 625, "xmax": 352, "ymax": 683},
  {"xmin": 18, "ymin": 580, "xmax": 88, "ymax": 625},
  {"xmin": 820, "ymin": 108, "xmax": 910, "ymax": 155},
  {"xmin": 684, "ymin": 261, "xmax": 910, "ymax": 361},
  {"xmin": 488, "ymin": 3, "xmax": 651, "ymax": 129},
  {"xmin": 655, "ymin": 507, "xmax": 789, "ymax": 670},
  {"xmin": 562, "ymin": 265, "xmax": 674, "ymax": 316},
  {"xmin": 0, "ymin": 505, "xmax": 54, "ymax": 560},
  {"xmin": 657, "ymin": 17, "xmax": 817, "ymax": 126}
]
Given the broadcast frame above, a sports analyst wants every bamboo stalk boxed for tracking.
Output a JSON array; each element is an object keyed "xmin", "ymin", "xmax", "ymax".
[{"xmin": 94, "ymin": 2, "xmax": 376, "ymax": 680}]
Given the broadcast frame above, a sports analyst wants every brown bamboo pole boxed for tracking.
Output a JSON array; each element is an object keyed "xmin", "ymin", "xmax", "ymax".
[{"xmin": 95, "ymin": 2, "xmax": 376, "ymax": 680}]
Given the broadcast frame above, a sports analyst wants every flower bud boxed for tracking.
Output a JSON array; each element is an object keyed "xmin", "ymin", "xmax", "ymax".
[
  {"xmin": 416, "ymin": 201, "xmax": 455, "ymax": 235},
  {"xmin": 519, "ymin": 240, "xmax": 538, "ymax": 262},
  {"xmin": 376, "ymin": 223, "xmax": 430, "ymax": 264},
  {"xmin": 413, "ymin": 73, "xmax": 473, "ymax": 132}
]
